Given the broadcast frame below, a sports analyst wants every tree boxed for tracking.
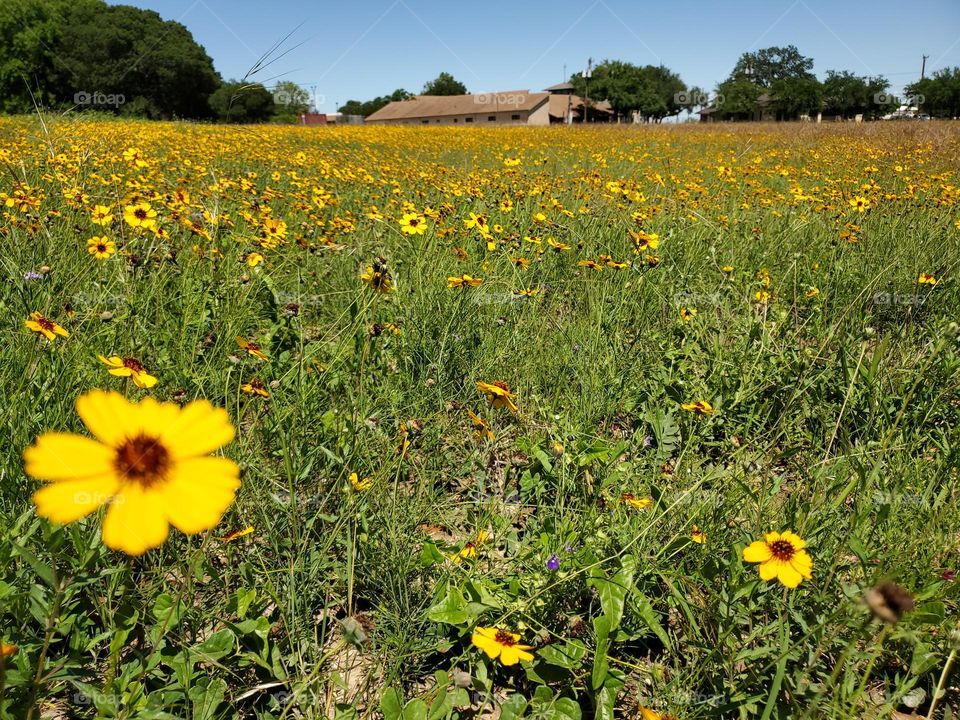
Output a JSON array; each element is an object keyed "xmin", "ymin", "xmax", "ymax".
[
  {"xmin": 209, "ymin": 81, "xmax": 275, "ymax": 123},
  {"xmin": 907, "ymin": 68, "xmax": 960, "ymax": 118},
  {"xmin": 770, "ymin": 76, "xmax": 823, "ymax": 118},
  {"xmin": 569, "ymin": 60, "xmax": 688, "ymax": 122},
  {"xmin": 422, "ymin": 72, "xmax": 466, "ymax": 96},
  {"xmin": 49, "ymin": 2, "xmax": 220, "ymax": 119},
  {"xmin": 271, "ymin": 81, "xmax": 310, "ymax": 122},
  {"xmin": 713, "ymin": 78, "xmax": 764, "ymax": 119},
  {"xmin": 339, "ymin": 89, "xmax": 412, "ymax": 117},
  {"xmin": 0, "ymin": 0, "xmax": 97, "ymax": 113},
  {"xmin": 822, "ymin": 71, "xmax": 889, "ymax": 119},
  {"xmin": 728, "ymin": 45, "xmax": 815, "ymax": 87}
]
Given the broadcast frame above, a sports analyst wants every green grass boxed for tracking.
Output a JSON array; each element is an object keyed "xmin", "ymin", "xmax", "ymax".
[{"xmin": 0, "ymin": 115, "xmax": 958, "ymax": 719}]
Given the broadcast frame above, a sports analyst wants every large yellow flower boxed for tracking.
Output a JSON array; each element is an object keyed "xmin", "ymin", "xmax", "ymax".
[
  {"xmin": 447, "ymin": 274, "xmax": 483, "ymax": 289},
  {"xmin": 477, "ymin": 381, "xmax": 518, "ymax": 413},
  {"xmin": 399, "ymin": 212, "xmax": 427, "ymax": 235},
  {"xmin": 123, "ymin": 201, "xmax": 157, "ymax": 230},
  {"xmin": 25, "ymin": 312, "xmax": 69, "ymax": 341},
  {"xmin": 98, "ymin": 355, "xmax": 158, "ymax": 389},
  {"xmin": 24, "ymin": 390, "xmax": 240, "ymax": 556},
  {"xmin": 471, "ymin": 627, "xmax": 534, "ymax": 666},
  {"xmin": 743, "ymin": 530, "xmax": 813, "ymax": 589},
  {"xmin": 681, "ymin": 400, "xmax": 713, "ymax": 414},
  {"xmin": 87, "ymin": 236, "xmax": 116, "ymax": 260}
]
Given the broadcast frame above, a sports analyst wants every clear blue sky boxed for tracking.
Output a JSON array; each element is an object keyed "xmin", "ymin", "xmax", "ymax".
[{"xmin": 111, "ymin": 0, "xmax": 959, "ymax": 113}]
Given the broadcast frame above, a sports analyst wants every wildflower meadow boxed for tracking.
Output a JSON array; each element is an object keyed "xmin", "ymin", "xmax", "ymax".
[{"xmin": 0, "ymin": 116, "xmax": 958, "ymax": 719}]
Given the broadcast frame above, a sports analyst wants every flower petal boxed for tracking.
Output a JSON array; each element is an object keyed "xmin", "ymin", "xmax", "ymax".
[
  {"xmin": 24, "ymin": 433, "xmax": 115, "ymax": 481},
  {"xmin": 157, "ymin": 457, "xmax": 240, "ymax": 534},
  {"xmin": 777, "ymin": 563, "xmax": 803, "ymax": 588},
  {"xmin": 499, "ymin": 645, "xmax": 534, "ymax": 666},
  {"xmin": 759, "ymin": 560, "xmax": 779, "ymax": 581},
  {"xmin": 160, "ymin": 399, "xmax": 235, "ymax": 459},
  {"xmin": 471, "ymin": 631, "xmax": 501, "ymax": 659},
  {"xmin": 101, "ymin": 486, "xmax": 169, "ymax": 555},
  {"xmin": 32, "ymin": 475, "xmax": 119, "ymax": 524},
  {"xmin": 76, "ymin": 391, "xmax": 137, "ymax": 446},
  {"xmin": 743, "ymin": 541, "xmax": 772, "ymax": 564}
]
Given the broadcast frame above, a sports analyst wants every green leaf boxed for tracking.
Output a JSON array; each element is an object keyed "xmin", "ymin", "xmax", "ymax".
[
  {"xmin": 426, "ymin": 583, "xmax": 468, "ymax": 625},
  {"xmin": 633, "ymin": 591, "xmax": 672, "ymax": 651},
  {"xmin": 499, "ymin": 693, "xmax": 528, "ymax": 720},
  {"xmin": 14, "ymin": 543, "xmax": 56, "ymax": 588},
  {"xmin": 909, "ymin": 601, "xmax": 945, "ymax": 625},
  {"xmin": 190, "ymin": 677, "xmax": 227, "ymax": 720},
  {"xmin": 381, "ymin": 688, "xmax": 404, "ymax": 720},
  {"xmin": 588, "ymin": 561, "xmax": 634, "ymax": 630},
  {"xmin": 402, "ymin": 699, "xmax": 428, "ymax": 720},
  {"xmin": 191, "ymin": 629, "xmax": 235, "ymax": 662}
]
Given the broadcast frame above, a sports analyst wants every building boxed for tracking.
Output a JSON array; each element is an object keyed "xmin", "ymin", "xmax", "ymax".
[
  {"xmin": 366, "ymin": 91, "xmax": 552, "ymax": 125},
  {"xmin": 543, "ymin": 82, "xmax": 615, "ymax": 123}
]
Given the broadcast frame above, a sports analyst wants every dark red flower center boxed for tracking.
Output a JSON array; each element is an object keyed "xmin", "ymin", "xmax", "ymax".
[
  {"xmin": 134, "ymin": 208, "xmax": 147, "ymax": 220},
  {"xmin": 123, "ymin": 358, "xmax": 144, "ymax": 372},
  {"xmin": 37, "ymin": 317, "xmax": 54, "ymax": 331},
  {"xmin": 494, "ymin": 630, "xmax": 517, "ymax": 646},
  {"xmin": 114, "ymin": 434, "xmax": 170, "ymax": 487},
  {"xmin": 769, "ymin": 540, "xmax": 796, "ymax": 561}
]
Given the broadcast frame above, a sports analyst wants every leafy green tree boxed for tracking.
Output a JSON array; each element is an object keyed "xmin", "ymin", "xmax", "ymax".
[
  {"xmin": 49, "ymin": 2, "xmax": 220, "ymax": 119},
  {"xmin": 0, "ymin": 0, "xmax": 93, "ymax": 113},
  {"xmin": 907, "ymin": 68, "xmax": 960, "ymax": 118},
  {"xmin": 570, "ymin": 60, "xmax": 688, "ymax": 122},
  {"xmin": 209, "ymin": 81, "xmax": 275, "ymax": 123},
  {"xmin": 422, "ymin": 72, "xmax": 467, "ymax": 96},
  {"xmin": 729, "ymin": 45, "xmax": 815, "ymax": 87},
  {"xmin": 770, "ymin": 76, "xmax": 823, "ymax": 118},
  {"xmin": 271, "ymin": 81, "xmax": 310, "ymax": 123},
  {"xmin": 822, "ymin": 71, "xmax": 889, "ymax": 119},
  {"xmin": 713, "ymin": 78, "xmax": 764, "ymax": 119},
  {"xmin": 339, "ymin": 89, "xmax": 412, "ymax": 117}
]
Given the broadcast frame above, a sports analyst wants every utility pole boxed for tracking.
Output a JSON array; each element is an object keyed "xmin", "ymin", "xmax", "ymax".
[
  {"xmin": 584, "ymin": 57, "xmax": 593, "ymax": 124},
  {"xmin": 921, "ymin": 54, "xmax": 929, "ymax": 79}
]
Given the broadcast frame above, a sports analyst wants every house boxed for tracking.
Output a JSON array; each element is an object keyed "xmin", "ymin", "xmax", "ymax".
[
  {"xmin": 299, "ymin": 113, "xmax": 327, "ymax": 125},
  {"xmin": 544, "ymin": 82, "xmax": 615, "ymax": 123},
  {"xmin": 366, "ymin": 91, "xmax": 552, "ymax": 125}
]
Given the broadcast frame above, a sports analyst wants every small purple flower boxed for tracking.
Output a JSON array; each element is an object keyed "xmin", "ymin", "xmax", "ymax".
[
  {"xmin": 546, "ymin": 553, "xmax": 560, "ymax": 571},
  {"xmin": 24, "ymin": 271, "xmax": 43, "ymax": 281},
  {"xmin": 564, "ymin": 544, "xmax": 576, "ymax": 553},
  {"xmin": 643, "ymin": 435, "xmax": 656, "ymax": 450},
  {"xmin": 944, "ymin": 570, "xmax": 956, "ymax": 582}
]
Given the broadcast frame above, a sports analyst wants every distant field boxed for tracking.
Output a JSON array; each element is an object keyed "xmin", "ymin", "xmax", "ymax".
[{"xmin": 1, "ymin": 117, "xmax": 958, "ymax": 719}]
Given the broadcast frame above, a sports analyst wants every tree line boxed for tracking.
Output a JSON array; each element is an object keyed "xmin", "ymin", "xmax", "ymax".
[{"xmin": 0, "ymin": 0, "xmax": 312, "ymax": 122}]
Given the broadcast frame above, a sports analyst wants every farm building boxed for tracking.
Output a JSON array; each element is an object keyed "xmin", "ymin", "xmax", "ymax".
[
  {"xmin": 366, "ymin": 91, "xmax": 552, "ymax": 125},
  {"xmin": 366, "ymin": 85, "xmax": 615, "ymax": 125}
]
